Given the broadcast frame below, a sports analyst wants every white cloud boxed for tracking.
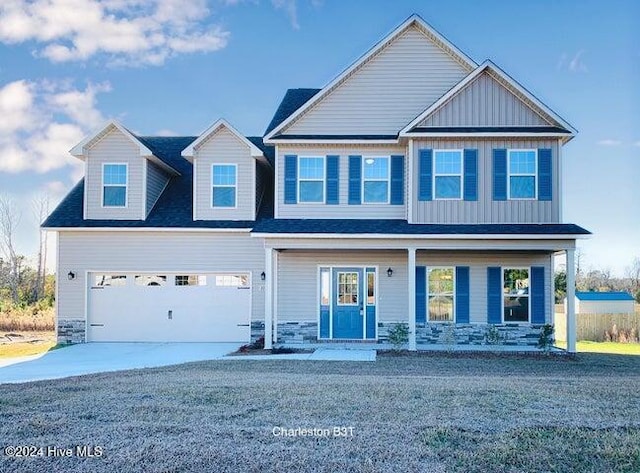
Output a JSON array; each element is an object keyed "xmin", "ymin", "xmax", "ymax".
[
  {"xmin": 271, "ymin": 0, "xmax": 299, "ymax": 29},
  {"xmin": 154, "ymin": 129, "xmax": 178, "ymax": 136},
  {"xmin": 0, "ymin": 79, "xmax": 109, "ymax": 176},
  {"xmin": 0, "ymin": 0, "xmax": 229, "ymax": 66},
  {"xmin": 597, "ymin": 139, "xmax": 622, "ymax": 146},
  {"xmin": 557, "ymin": 50, "xmax": 587, "ymax": 73}
]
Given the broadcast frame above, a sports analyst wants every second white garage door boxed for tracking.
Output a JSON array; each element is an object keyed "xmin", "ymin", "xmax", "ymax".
[{"xmin": 87, "ymin": 272, "xmax": 251, "ymax": 342}]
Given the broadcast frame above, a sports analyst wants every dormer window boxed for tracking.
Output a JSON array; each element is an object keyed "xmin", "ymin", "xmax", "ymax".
[
  {"xmin": 212, "ymin": 164, "xmax": 237, "ymax": 207},
  {"xmin": 102, "ymin": 163, "xmax": 128, "ymax": 207}
]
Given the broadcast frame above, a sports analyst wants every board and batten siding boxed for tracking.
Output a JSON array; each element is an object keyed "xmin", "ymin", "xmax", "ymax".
[
  {"xmin": 277, "ymin": 145, "xmax": 407, "ymax": 219},
  {"xmin": 145, "ymin": 161, "xmax": 169, "ymax": 216},
  {"xmin": 418, "ymin": 71, "xmax": 550, "ymax": 127},
  {"xmin": 412, "ymin": 139, "xmax": 561, "ymax": 223},
  {"xmin": 85, "ymin": 128, "xmax": 144, "ymax": 220},
  {"xmin": 194, "ymin": 127, "xmax": 255, "ymax": 221},
  {"xmin": 282, "ymin": 26, "xmax": 470, "ymax": 136},
  {"xmin": 57, "ymin": 231, "xmax": 265, "ymax": 323},
  {"xmin": 417, "ymin": 251, "xmax": 552, "ymax": 324},
  {"xmin": 276, "ymin": 250, "xmax": 408, "ymax": 323}
]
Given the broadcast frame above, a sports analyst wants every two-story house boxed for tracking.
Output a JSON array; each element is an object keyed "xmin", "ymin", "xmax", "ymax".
[{"xmin": 43, "ymin": 15, "xmax": 588, "ymax": 351}]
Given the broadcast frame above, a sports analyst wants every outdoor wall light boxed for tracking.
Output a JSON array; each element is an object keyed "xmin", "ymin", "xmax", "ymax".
[
  {"xmin": 67, "ymin": 271, "xmax": 76, "ymax": 281},
  {"xmin": 260, "ymin": 271, "xmax": 266, "ymax": 281},
  {"xmin": 387, "ymin": 267, "xmax": 393, "ymax": 277}
]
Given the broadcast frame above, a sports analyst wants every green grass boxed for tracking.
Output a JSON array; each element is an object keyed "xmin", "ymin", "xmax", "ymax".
[
  {"xmin": 556, "ymin": 340, "xmax": 640, "ymax": 355},
  {"xmin": 1, "ymin": 353, "xmax": 639, "ymax": 472},
  {"xmin": 0, "ymin": 340, "xmax": 56, "ymax": 359}
]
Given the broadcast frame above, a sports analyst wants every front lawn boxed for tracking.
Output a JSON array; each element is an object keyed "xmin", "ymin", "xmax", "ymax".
[
  {"xmin": 1, "ymin": 353, "xmax": 639, "ymax": 472},
  {"xmin": 0, "ymin": 332, "xmax": 56, "ymax": 358},
  {"xmin": 556, "ymin": 340, "xmax": 640, "ymax": 355}
]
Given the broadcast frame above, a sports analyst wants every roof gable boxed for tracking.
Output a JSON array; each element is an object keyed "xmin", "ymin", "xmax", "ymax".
[
  {"xmin": 264, "ymin": 15, "xmax": 476, "ymax": 140},
  {"xmin": 182, "ymin": 119, "xmax": 264, "ymax": 161},
  {"xmin": 402, "ymin": 61, "xmax": 577, "ymax": 137},
  {"xmin": 70, "ymin": 119, "xmax": 153, "ymax": 158}
]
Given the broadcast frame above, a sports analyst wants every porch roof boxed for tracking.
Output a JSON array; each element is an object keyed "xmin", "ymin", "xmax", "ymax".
[{"xmin": 251, "ymin": 220, "xmax": 590, "ymax": 238}]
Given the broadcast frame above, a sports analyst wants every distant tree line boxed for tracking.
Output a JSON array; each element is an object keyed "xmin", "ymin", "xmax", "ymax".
[{"xmin": 554, "ymin": 256, "xmax": 640, "ymax": 303}]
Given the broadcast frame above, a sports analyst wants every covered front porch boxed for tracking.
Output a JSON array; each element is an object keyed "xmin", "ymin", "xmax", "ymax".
[{"xmin": 256, "ymin": 234, "xmax": 581, "ymax": 353}]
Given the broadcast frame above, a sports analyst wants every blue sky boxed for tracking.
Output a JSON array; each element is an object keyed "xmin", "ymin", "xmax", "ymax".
[{"xmin": 0, "ymin": 0, "xmax": 638, "ymax": 275}]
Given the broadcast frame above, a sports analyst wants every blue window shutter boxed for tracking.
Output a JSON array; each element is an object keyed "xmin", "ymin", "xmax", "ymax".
[
  {"xmin": 418, "ymin": 149, "xmax": 433, "ymax": 201},
  {"xmin": 348, "ymin": 155, "xmax": 362, "ymax": 205},
  {"xmin": 415, "ymin": 266, "xmax": 426, "ymax": 324},
  {"xmin": 455, "ymin": 266, "xmax": 470, "ymax": 323},
  {"xmin": 284, "ymin": 155, "xmax": 297, "ymax": 204},
  {"xmin": 326, "ymin": 155, "xmax": 339, "ymax": 205},
  {"xmin": 492, "ymin": 149, "xmax": 507, "ymax": 201},
  {"xmin": 538, "ymin": 148, "xmax": 552, "ymax": 201},
  {"xmin": 487, "ymin": 267, "xmax": 502, "ymax": 324},
  {"xmin": 390, "ymin": 155, "xmax": 404, "ymax": 205},
  {"xmin": 463, "ymin": 149, "xmax": 478, "ymax": 201},
  {"xmin": 531, "ymin": 266, "xmax": 546, "ymax": 324}
]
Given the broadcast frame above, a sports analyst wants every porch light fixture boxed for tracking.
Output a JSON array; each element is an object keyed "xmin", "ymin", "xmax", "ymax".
[
  {"xmin": 260, "ymin": 271, "xmax": 266, "ymax": 281},
  {"xmin": 67, "ymin": 271, "xmax": 76, "ymax": 281},
  {"xmin": 386, "ymin": 267, "xmax": 393, "ymax": 277}
]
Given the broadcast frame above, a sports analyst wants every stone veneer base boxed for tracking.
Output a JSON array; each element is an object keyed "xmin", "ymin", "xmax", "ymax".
[{"xmin": 57, "ymin": 319, "xmax": 86, "ymax": 344}]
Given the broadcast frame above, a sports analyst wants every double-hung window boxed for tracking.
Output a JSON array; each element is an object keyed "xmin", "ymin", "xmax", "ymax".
[
  {"xmin": 363, "ymin": 157, "xmax": 389, "ymax": 203},
  {"xmin": 508, "ymin": 150, "xmax": 537, "ymax": 199},
  {"xmin": 102, "ymin": 164, "xmax": 127, "ymax": 207},
  {"xmin": 212, "ymin": 164, "xmax": 237, "ymax": 207},
  {"xmin": 434, "ymin": 150, "xmax": 462, "ymax": 199},
  {"xmin": 298, "ymin": 157, "xmax": 325, "ymax": 203},
  {"xmin": 503, "ymin": 268, "xmax": 530, "ymax": 322},
  {"xmin": 427, "ymin": 267, "xmax": 455, "ymax": 322}
]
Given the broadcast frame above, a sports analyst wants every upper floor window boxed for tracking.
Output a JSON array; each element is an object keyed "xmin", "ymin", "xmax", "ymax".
[
  {"xmin": 363, "ymin": 157, "xmax": 389, "ymax": 203},
  {"xmin": 503, "ymin": 268, "xmax": 529, "ymax": 322},
  {"xmin": 434, "ymin": 150, "xmax": 462, "ymax": 199},
  {"xmin": 298, "ymin": 156, "xmax": 325, "ymax": 203},
  {"xmin": 508, "ymin": 150, "xmax": 537, "ymax": 199},
  {"xmin": 102, "ymin": 163, "xmax": 127, "ymax": 207},
  {"xmin": 212, "ymin": 164, "xmax": 237, "ymax": 207}
]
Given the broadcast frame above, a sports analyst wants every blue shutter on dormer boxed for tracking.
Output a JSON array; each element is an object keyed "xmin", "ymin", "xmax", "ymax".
[
  {"xmin": 348, "ymin": 155, "xmax": 362, "ymax": 205},
  {"xmin": 390, "ymin": 155, "xmax": 404, "ymax": 205},
  {"xmin": 415, "ymin": 266, "xmax": 426, "ymax": 324},
  {"xmin": 487, "ymin": 267, "xmax": 502, "ymax": 324},
  {"xmin": 531, "ymin": 266, "xmax": 546, "ymax": 324},
  {"xmin": 492, "ymin": 149, "xmax": 507, "ymax": 201},
  {"xmin": 326, "ymin": 155, "xmax": 339, "ymax": 205},
  {"xmin": 284, "ymin": 155, "xmax": 297, "ymax": 204},
  {"xmin": 418, "ymin": 149, "xmax": 433, "ymax": 201},
  {"xmin": 455, "ymin": 266, "xmax": 470, "ymax": 323},
  {"xmin": 463, "ymin": 149, "xmax": 478, "ymax": 201},
  {"xmin": 538, "ymin": 148, "xmax": 552, "ymax": 201}
]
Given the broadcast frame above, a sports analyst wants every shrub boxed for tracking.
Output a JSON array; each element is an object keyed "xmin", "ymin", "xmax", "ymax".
[
  {"xmin": 484, "ymin": 325, "xmax": 504, "ymax": 345},
  {"xmin": 604, "ymin": 325, "xmax": 639, "ymax": 343},
  {"xmin": 537, "ymin": 324, "xmax": 555, "ymax": 352},
  {"xmin": 387, "ymin": 323, "xmax": 409, "ymax": 351}
]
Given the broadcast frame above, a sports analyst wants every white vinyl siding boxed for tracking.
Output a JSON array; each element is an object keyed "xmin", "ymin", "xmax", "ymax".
[
  {"xmin": 277, "ymin": 145, "xmax": 406, "ymax": 219},
  {"xmin": 282, "ymin": 25, "xmax": 469, "ymax": 136},
  {"xmin": 418, "ymin": 70, "xmax": 551, "ymax": 127},
  {"xmin": 85, "ymin": 127, "xmax": 144, "ymax": 220},
  {"xmin": 146, "ymin": 161, "xmax": 169, "ymax": 216},
  {"xmin": 412, "ymin": 138, "xmax": 560, "ymax": 223},
  {"xmin": 194, "ymin": 127, "xmax": 255, "ymax": 220},
  {"xmin": 57, "ymin": 231, "xmax": 265, "ymax": 324}
]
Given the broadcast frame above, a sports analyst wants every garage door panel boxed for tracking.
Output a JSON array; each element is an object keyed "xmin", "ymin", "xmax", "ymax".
[{"xmin": 88, "ymin": 272, "xmax": 251, "ymax": 342}]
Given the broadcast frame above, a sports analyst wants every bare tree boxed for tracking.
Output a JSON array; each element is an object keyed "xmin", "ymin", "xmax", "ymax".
[
  {"xmin": 0, "ymin": 195, "xmax": 21, "ymax": 304},
  {"xmin": 32, "ymin": 194, "xmax": 50, "ymax": 300},
  {"xmin": 627, "ymin": 257, "xmax": 640, "ymax": 293}
]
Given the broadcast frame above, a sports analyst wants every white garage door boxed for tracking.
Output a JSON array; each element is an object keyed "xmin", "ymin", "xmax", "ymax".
[{"xmin": 87, "ymin": 272, "xmax": 251, "ymax": 342}]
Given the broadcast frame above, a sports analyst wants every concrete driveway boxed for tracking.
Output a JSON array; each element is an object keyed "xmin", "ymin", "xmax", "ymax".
[{"xmin": 0, "ymin": 342, "xmax": 241, "ymax": 384}]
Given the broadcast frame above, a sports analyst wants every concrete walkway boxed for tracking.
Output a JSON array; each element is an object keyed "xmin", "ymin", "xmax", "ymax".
[{"xmin": 0, "ymin": 342, "xmax": 241, "ymax": 384}]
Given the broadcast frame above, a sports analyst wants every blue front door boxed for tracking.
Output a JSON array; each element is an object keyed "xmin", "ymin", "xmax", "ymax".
[{"xmin": 332, "ymin": 268, "xmax": 364, "ymax": 339}]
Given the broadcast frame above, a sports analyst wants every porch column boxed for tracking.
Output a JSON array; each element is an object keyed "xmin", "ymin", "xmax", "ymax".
[
  {"xmin": 273, "ymin": 250, "xmax": 279, "ymax": 344},
  {"xmin": 264, "ymin": 247, "xmax": 274, "ymax": 350},
  {"xmin": 408, "ymin": 247, "xmax": 417, "ymax": 351},
  {"xmin": 566, "ymin": 248, "xmax": 576, "ymax": 353}
]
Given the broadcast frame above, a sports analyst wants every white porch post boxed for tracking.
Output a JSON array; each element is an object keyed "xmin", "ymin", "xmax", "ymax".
[
  {"xmin": 408, "ymin": 247, "xmax": 417, "ymax": 351},
  {"xmin": 273, "ymin": 250, "xmax": 278, "ymax": 344},
  {"xmin": 566, "ymin": 248, "xmax": 576, "ymax": 353},
  {"xmin": 264, "ymin": 247, "xmax": 274, "ymax": 350}
]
